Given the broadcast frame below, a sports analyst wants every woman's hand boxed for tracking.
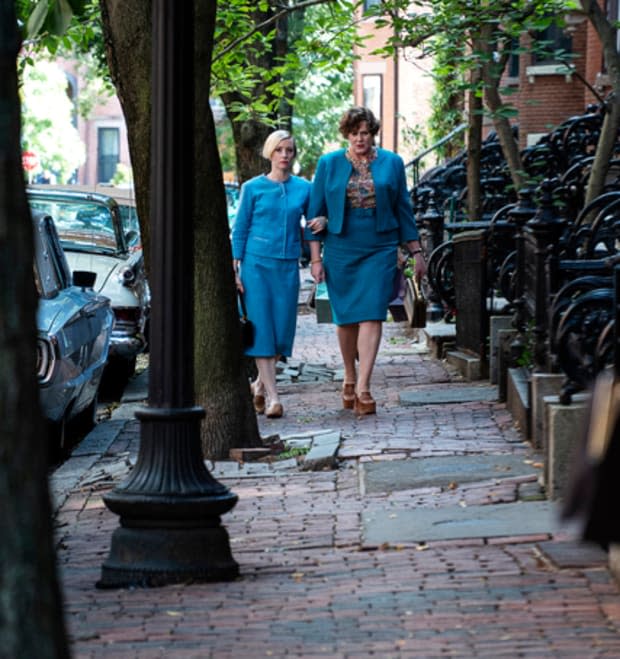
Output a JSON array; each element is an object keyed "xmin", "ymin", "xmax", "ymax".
[
  {"xmin": 233, "ymin": 259, "xmax": 244, "ymax": 293},
  {"xmin": 310, "ymin": 260, "xmax": 325, "ymax": 283},
  {"xmin": 307, "ymin": 215, "xmax": 328, "ymax": 234},
  {"xmin": 406, "ymin": 243, "xmax": 427, "ymax": 281},
  {"xmin": 414, "ymin": 252, "xmax": 427, "ymax": 281}
]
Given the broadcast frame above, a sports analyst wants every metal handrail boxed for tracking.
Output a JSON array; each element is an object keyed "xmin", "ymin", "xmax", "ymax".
[{"xmin": 405, "ymin": 123, "xmax": 467, "ymax": 188}]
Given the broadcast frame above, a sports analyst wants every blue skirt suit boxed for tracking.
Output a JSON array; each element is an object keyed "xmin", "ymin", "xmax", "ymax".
[
  {"xmin": 306, "ymin": 148, "xmax": 420, "ymax": 325},
  {"xmin": 231, "ymin": 174, "xmax": 311, "ymax": 357}
]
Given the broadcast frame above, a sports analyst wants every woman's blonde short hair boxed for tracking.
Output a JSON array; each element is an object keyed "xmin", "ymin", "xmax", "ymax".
[{"xmin": 262, "ymin": 130, "xmax": 296, "ymax": 160}]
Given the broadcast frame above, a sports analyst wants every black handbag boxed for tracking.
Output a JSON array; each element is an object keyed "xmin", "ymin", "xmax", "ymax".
[
  {"xmin": 404, "ymin": 275, "xmax": 427, "ymax": 328},
  {"xmin": 238, "ymin": 291, "xmax": 255, "ymax": 348}
]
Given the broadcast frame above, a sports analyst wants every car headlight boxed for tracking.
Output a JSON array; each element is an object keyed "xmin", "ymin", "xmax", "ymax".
[
  {"xmin": 118, "ymin": 265, "xmax": 136, "ymax": 286},
  {"xmin": 37, "ymin": 336, "xmax": 56, "ymax": 384}
]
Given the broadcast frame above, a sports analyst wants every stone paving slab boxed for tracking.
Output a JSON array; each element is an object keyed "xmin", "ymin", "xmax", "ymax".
[
  {"xmin": 537, "ymin": 539, "xmax": 609, "ymax": 568},
  {"xmin": 300, "ymin": 431, "xmax": 341, "ymax": 471},
  {"xmin": 362, "ymin": 453, "xmax": 541, "ymax": 493},
  {"xmin": 362, "ymin": 500, "xmax": 559, "ymax": 546},
  {"xmin": 400, "ymin": 384, "xmax": 498, "ymax": 406}
]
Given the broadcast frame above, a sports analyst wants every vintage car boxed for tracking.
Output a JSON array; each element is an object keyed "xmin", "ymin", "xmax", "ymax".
[
  {"xmin": 225, "ymin": 182, "xmax": 240, "ymax": 228},
  {"xmin": 28, "ymin": 187, "xmax": 150, "ymax": 391},
  {"xmin": 34, "ymin": 211, "xmax": 114, "ymax": 449}
]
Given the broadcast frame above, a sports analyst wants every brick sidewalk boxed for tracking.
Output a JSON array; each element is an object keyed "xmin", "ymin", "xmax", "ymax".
[{"xmin": 53, "ymin": 306, "xmax": 620, "ymax": 657}]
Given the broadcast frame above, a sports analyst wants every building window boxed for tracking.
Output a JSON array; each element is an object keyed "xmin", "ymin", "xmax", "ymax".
[
  {"xmin": 362, "ymin": 74, "xmax": 382, "ymax": 144},
  {"xmin": 507, "ymin": 38, "xmax": 519, "ymax": 78},
  {"xmin": 532, "ymin": 24, "xmax": 572, "ymax": 65},
  {"xmin": 97, "ymin": 127, "xmax": 119, "ymax": 183}
]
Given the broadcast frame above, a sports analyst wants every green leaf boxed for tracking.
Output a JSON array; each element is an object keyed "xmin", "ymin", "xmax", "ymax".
[
  {"xmin": 26, "ymin": 0, "xmax": 49, "ymax": 38},
  {"xmin": 50, "ymin": 0, "xmax": 75, "ymax": 35}
]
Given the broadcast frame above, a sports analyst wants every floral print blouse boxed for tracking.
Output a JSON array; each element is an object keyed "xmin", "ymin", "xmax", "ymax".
[{"xmin": 345, "ymin": 147, "xmax": 377, "ymax": 209}]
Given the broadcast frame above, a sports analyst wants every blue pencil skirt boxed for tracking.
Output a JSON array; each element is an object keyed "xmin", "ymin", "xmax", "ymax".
[
  {"xmin": 323, "ymin": 207, "xmax": 399, "ymax": 325},
  {"xmin": 240, "ymin": 253, "xmax": 299, "ymax": 357}
]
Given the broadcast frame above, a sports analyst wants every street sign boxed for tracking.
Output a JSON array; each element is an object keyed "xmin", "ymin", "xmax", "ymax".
[{"xmin": 22, "ymin": 150, "xmax": 39, "ymax": 172}]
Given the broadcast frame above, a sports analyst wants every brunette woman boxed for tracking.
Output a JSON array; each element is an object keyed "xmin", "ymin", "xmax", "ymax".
[{"xmin": 306, "ymin": 107, "xmax": 425, "ymax": 415}]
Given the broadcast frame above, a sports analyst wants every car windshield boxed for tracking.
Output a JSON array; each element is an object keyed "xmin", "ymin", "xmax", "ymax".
[
  {"xmin": 29, "ymin": 200, "xmax": 119, "ymax": 254},
  {"xmin": 118, "ymin": 204, "xmax": 141, "ymax": 250}
]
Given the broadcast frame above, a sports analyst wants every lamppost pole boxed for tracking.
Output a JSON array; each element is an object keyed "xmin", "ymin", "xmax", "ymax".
[{"xmin": 98, "ymin": 0, "xmax": 238, "ymax": 588}]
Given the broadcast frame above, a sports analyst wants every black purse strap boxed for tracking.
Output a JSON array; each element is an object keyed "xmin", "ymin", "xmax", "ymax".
[{"xmin": 238, "ymin": 290, "xmax": 248, "ymax": 319}]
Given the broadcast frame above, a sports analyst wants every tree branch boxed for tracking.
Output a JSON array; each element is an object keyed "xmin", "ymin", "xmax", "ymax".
[{"xmin": 213, "ymin": 0, "xmax": 339, "ymax": 62}]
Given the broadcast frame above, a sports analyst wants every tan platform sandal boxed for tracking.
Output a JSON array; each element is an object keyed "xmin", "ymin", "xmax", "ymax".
[
  {"xmin": 354, "ymin": 391, "xmax": 376, "ymax": 416},
  {"xmin": 342, "ymin": 382, "xmax": 356, "ymax": 409}
]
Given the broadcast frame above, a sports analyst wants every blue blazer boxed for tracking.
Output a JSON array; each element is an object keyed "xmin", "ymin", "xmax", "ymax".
[
  {"xmin": 306, "ymin": 147, "xmax": 419, "ymax": 242},
  {"xmin": 231, "ymin": 174, "xmax": 311, "ymax": 260}
]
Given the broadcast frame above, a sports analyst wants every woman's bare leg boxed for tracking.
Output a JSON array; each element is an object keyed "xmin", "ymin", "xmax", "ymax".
[
  {"xmin": 337, "ymin": 324, "xmax": 359, "ymax": 384},
  {"xmin": 255, "ymin": 357, "xmax": 279, "ymax": 404},
  {"xmin": 356, "ymin": 320, "xmax": 382, "ymax": 394}
]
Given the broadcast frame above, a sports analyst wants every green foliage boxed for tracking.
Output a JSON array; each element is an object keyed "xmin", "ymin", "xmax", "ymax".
[
  {"xmin": 429, "ymin": 33, "xmax": 465, "ymax": 159},
  {"xmin": 213, "ymin": 0, "xmax": 360, "ymax": 163},
  {"xmin": 110, "ymin": 163, "xmax": 133, "ymax": 186},
  {"xmin": 20, "ymin": 59, "xmax": 86, "ymax": 182},
  {"xmin": 368, "ymin": 0, "xmax": 572, "ymax": 143},
  {"xmin": 277, "ymin": 445, "xmax": 310, "ymax": 460},
  {"xmin": 403, "ymin": 255, "xmax": 418, "ymax": 280},
  {"xmin": 516, "ymin": 320, "xmax": 535, "ymax": 370},
  {"xmin": 293, "ymin": 68, "xmax": 352, "ymax": 177},
  {"xmin": 17, "ymin": 1, "xmax": 359, "ymax": 181},
  {"xmin": 400, "ymin": 119, "xmax": 430, "ymax": 162},
  {"xmin": 17, "ymin": 0, "xmax": 110, "ymax": 86}
]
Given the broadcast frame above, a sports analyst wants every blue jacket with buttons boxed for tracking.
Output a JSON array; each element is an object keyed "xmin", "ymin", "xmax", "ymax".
[
  {"xmin": 232, "ymin": 174, "xmax": 311, "ymax": 260},
  {"xmin": 306, "ymin": 147, "xmax": 419, "ymax": 242}
]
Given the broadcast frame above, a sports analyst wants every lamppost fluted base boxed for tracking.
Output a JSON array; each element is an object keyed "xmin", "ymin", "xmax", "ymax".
[
  {"xmin": 98, "ymin": 525, "xmax": 239, "ymax": 588},
  {"xmin": 98, "ymin": 406, "xmax": 239, "ymax": 588}
]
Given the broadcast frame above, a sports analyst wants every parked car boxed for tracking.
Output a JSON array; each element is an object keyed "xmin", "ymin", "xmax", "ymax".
[
  {"xmin": 34, "ymin": 211, "xmax": 114, "ymax": 450},
  {"xmin": 225, "ymin": 182, "xmax": 240, "ymax": 228},
  {"xmin": 28, "ymin": 186, "xmax": 150, "ymax": 392}
]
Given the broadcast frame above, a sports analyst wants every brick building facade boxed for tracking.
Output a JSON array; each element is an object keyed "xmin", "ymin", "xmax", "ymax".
[{"xmin": 352, "ymin": 4, "xmax": 612, "ymax": 164}]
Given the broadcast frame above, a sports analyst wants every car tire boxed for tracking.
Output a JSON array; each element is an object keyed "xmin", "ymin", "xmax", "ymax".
[
  {"xmin": 47, "ymin": 417, "xmax": 66, "ymax": 465},
  {"xmin": 70, "ymin": 392, "xmax": 98, "ymax": 438},
  {"xmin": 101, "ymin": 356, "xmax": 136, "ymax": 401}
]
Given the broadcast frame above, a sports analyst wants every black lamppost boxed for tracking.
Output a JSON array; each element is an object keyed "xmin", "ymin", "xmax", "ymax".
[{"xmin": 98, "ymin": 0, "xmax": 238, "ymax": 588}]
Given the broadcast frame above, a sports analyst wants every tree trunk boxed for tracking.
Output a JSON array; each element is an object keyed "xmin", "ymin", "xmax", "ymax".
[
  {"xmin": 582, "ymin": 0, "xmax": 620, "ymax": 205},
  {"xmin": 194, "ymin": 1, "xmax": 262, "ymax": 458},
  {"xmin": 484, "ymin": 85, "xmax": 523, "ymax": 194},
  {"xmin": 99, "ymin": 0, "xmax": 152, "ymax": 270},
  {"xmin": 100, "ymin": 0, "xmax": 261, "ymax": 459},
  {"xmin": 466, "ymin": 67, "xmax": 483, "ymax": 221},
  {"xmin": 478, "ymin": 26, "xmax": 524, "ymax": 195},
  {"xmin": 223, "ymin": 107, "xmax": 272, "ymax": 184},
  {"xmin": 0, "ymin": 2, "xmax": 69, "ymax": 656}
]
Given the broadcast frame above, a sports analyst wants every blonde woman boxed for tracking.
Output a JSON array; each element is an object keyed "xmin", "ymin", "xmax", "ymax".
[{"xmin": 232, "ymin": 130, "xmax": 310, "ymax": 418}]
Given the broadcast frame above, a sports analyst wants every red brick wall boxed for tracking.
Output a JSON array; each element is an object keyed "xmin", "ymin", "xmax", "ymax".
[{"xmin": 515, "ymin": 29, "xmax": 589, "ymax": 148}]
